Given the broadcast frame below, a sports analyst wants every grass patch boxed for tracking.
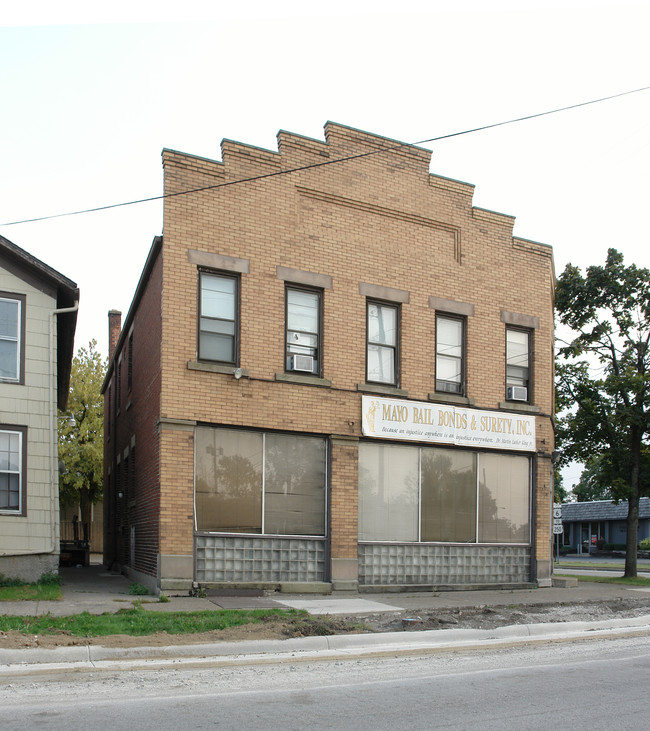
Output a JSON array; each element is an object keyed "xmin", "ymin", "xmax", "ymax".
[
  {"xmin": 0, "ymin": 573, "xmax": 62, "ymax": 602},
  {"xmin": 562, "ymin": 574, "xmax": 650, "ymax": 587},
  {"xmin": 558, "ymin": 561, "xmax": 650, "ymax": 569},
  {"xmin": 0, "ymin": 607, "xmax": 306, "ymax": 638}
]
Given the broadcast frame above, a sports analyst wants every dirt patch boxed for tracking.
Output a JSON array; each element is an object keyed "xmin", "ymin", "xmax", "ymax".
[
  {"xmin": 1, "ymin": 597, "xmax": 649, "ymax": 650},
  {"xmin": 355, "ymin": 597, "xmax": 650, "ymax": 633}
]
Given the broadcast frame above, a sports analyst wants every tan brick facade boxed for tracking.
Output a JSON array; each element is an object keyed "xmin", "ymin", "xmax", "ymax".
[{"xmin": 104, "ymin": 123, "xmax": 554, "ymax": 592}]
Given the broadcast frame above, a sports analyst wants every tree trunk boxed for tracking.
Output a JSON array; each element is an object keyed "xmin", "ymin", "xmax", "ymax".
[
  {"xmin": 624, "ymin": 429, "xmax": 642, "ymax": 578},
  {"xmin": 79, "ymin": 489, "xmax": 93, "ymax": 545},
  {"xmin": 624, "ymin": 493, "xmax": 639, "ymax": 577}
]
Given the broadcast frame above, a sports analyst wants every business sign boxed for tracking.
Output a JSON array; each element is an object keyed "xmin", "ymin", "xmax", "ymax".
[{"xmin": 361, "ymin": 395, "xmax": 536, "ymax": 452}]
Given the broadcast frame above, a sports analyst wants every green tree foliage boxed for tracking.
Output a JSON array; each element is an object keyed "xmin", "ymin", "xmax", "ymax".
[
  {"xmin": 58, "ymin": 340, "xmax": 106, "ymax": 526},
  {"xmin": 553, "ymin": 468, "xmax": 569, "ymax": 504},
  {"xmin": 572, "ymin": 455, "xmax": 614, "ymax": 503},
  {"xmin": 555, "ymin": 249, "xmax": 650, "ymax": 576}
]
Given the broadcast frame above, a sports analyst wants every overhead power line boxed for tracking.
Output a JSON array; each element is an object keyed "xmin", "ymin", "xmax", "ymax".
[{"xmin": 2, "ymin": 85, "xmax": 649, "ymax": 228}]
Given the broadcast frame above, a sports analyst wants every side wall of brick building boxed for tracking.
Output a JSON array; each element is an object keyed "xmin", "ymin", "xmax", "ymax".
[{"xmin": 103, "ymin": 240, "xmax": 163, "ymax": 587}]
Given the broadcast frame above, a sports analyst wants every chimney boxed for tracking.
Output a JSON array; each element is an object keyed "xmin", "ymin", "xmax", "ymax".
[{"xmin": 108, "ymin": 310, "xmax": 122, "ymax": 361}]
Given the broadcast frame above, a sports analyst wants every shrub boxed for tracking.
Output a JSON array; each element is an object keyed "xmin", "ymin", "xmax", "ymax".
[
  {"xmin": 0, "ymin": 573, "xmax": 23, "ymax": 588},
  {"xmin": 128, "ymin": 582, "xmax": 151, "ymax": 596},
  {"xmin": 639, "ymin": 538, "xmax": 650, "ymax": 551}
]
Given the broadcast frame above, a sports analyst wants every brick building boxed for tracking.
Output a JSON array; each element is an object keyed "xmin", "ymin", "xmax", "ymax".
[{"xmin": 103, "ymin": 122, "xmax": 555, "ymax": 593}]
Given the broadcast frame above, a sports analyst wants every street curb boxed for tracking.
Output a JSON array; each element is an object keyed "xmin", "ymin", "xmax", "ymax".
[{"xmin": 2, "ymin": 614, "xmax": 649, "ymax": 670}]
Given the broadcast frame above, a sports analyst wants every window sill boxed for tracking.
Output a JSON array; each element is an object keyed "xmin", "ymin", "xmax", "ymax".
[
  {"xmin": 498, "ymin": 401, "xmax": 541, "ymax": 414},
  {"xmin": 187, "ymin": 361, "xmax": 250, "ymax": 378},
  {"xmin": 357, "ymin": 383, "xmax": 408, "ymax": 398},
  {"xmin": 275, "ymin": 372, "xmax": 332, "ymax": 387},
  {"xmin": 428, "ymin": 392, "xmax": 475, "ymax": 406}
]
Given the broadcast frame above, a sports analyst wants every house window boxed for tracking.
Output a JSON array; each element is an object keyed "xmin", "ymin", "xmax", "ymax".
[
  {"xmin": 358, "ymin": 442, "xmax": 530, "ymax": 545},
  {"xmin": 436, "ymin": 314, "xmax": 464, "ymax": 395},
  {"xmin": 506, "ymin": 328, "xmax": 531, "ymax": 401},
  {"xmin": 286, "ymin": 286, "xmax": 321, "ymax": 375},
  {"xmin": 199, "ymin": 272, "xmax": 238, "ymax": 364},
  {"xmin": 195, "ymin": 427, "xmax": 327, "ymax": 536},
  {"xmin": 367, "ymin": 301, "xmax": 399, "ymax": 386},
  {"xmin": 0, "ymin": 295, "xmax": 24, "ymax": 383},
  {"xmin": 0, "ymin": 427, "xmax": 25, "ymax": 514}
]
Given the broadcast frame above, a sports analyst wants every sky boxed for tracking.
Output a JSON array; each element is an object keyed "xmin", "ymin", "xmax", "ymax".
[{"xmin": 2, "ymin": 1, "xmax": 649, "ymax": 489}]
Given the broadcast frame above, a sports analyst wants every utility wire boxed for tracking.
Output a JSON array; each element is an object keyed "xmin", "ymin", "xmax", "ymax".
[{"xmin": 2, "ymin": 85, "xmax": 649, "ymax": 228}]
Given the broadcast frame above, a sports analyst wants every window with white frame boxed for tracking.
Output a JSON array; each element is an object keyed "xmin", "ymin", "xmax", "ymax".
[
  {"xmin": 0, "ymin": 295, "xmax": 23, "ymax": 382},
  {"xmin": 0, "ymin": 428, "xmax": 25, "ymax": 514},
  {"xmin": 286, "ymin": 286, "xmax": 321, "ymax": 375},
  {"xmin": 506, "ymin": 327, "xmax": 531, "ymax": 402},
  {"xmin": 198, "ymin": 272, "xmax": 238, "ymax": 364},
  {"xmin": 366, "ymin": 301, "xmax": 399, "ymax": 385}
]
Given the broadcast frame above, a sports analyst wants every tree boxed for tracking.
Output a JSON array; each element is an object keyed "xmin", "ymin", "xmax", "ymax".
[
  {"xmin": 572, "ymin": 455, "xmax": 614, "ymax": 503},
  {"xmin": 58, "ymin": 340, "xmax": 106, "ymax": 531},
  {"xmin": 555, "ymin": 248, "xmax": 650, "ymax": 576},
  {"xmin": 553, "ymin": 468, "xmax": 569, "ymax": 504}
]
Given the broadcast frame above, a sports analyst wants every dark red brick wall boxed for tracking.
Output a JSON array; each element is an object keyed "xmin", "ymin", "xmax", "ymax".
[{"xmin": 104, "ymin": 247, "xmax": 163, "ymax": 577}]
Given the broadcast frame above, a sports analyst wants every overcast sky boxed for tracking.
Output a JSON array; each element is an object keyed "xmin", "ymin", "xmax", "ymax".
[{"xmin": 2, "ymin": 2, "xmax": 649, "ymax": 486}]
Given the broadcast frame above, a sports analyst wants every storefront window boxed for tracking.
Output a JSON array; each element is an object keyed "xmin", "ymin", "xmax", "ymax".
[
  {"xmin": 421, "ymin": 448, "xmax": 476, "ymax": 542},
  {"xmin": 195, "ymin": 429, "xmax": 263, "ymax": 533},
  {"xmin": 358, "ymin": 443, "xmax": 418, "ymax": 541},
  {"xmin": 264, "ymin": 433, "xmax": 326, "ymax": 535},
  {"xmin": 195, "ymin": 427, "xmax": 326, "ymax": 536},
  {"xmin": 358, "ymin": 442, "xmax": 530, "ymax": 545},
  {"xmin": 478, "ymin": 452, "xmax": 530, "ymax": 543}
]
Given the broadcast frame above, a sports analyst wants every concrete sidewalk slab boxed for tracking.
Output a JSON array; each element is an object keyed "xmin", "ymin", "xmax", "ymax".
[{"xmin": 277, "ymin": 598, "xmax": 404, "ymax": 615}]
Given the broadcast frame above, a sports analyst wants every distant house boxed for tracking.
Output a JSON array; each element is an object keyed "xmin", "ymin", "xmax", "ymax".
[
  {"xmin": 0, "ymin": 235, "xmax": 78, "ymax": 582},
  {"xmin": 561, "ymin": 498, "xmax": 650, "ymax": 554}
]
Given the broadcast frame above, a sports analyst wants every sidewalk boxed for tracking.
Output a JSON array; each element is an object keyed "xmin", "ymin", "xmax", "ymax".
[
  {"xmin": 2, "ymin": 562, "xmax": 649, "ymax": 618},
  {"xmin": 1, "ymin": 563, "xmax": 649, "ymax": 669}
]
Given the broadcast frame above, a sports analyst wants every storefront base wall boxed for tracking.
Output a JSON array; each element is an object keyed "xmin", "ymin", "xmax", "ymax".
[
  {"xmin": 195, "ymin": 534, "xmax": 327, "ymax": 583},
  {"xmin": 536, "ymin": 559, "xmax": 552, "ymax": 587},
  {"xmin": 359, "ymin": 543, "xmax": 532, "ymax": 586}
]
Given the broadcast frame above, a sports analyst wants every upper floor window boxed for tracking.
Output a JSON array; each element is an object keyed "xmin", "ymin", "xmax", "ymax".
[
  {"xmin": 436, "ymin": 314, "xmax": 464, "ymax": 395},
  {"xmin": 0, "ymin": 295, "xmax": 24, "ymax": 383},
  {"xmin": 506, "ymin": 327, "xmax": 530, "ymax": 402},
  {"xmin": 367, "ymin": 300, "xmax": 399, "ymax": 386},
  {"xmin": 285, "ymin": 286, "xmax": 321, "ymax": 375},
  {"xmin": 0, "ymin": 427, "xmax": 25, "ymax": 514},
  {"xmin": 199, "ymin": 271, "xmax": 238, "ymax": 364}
]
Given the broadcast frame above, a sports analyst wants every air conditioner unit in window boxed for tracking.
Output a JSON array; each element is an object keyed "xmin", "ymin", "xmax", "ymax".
[
  {"xmin": 292, "ymin": 355, "xmax": 314, "ymax": 372},
  {"xmin": 507, "ymin": 386, "xmax": 528, "ymax": 402},
  {"xmin": 437, "ymin": 381, "xmax": 461, "ymax": 394}
]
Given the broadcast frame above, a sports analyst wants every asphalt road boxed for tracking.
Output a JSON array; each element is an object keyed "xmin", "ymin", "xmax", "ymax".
[{"xmin": 2, "ymin": 634, "xmax": 649, "ymax": 730}]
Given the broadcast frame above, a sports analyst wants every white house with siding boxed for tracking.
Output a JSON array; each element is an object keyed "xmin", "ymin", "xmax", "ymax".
[{"xmin": 0, "ymin": 235, "xmax": 78, "ymax": 582}]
